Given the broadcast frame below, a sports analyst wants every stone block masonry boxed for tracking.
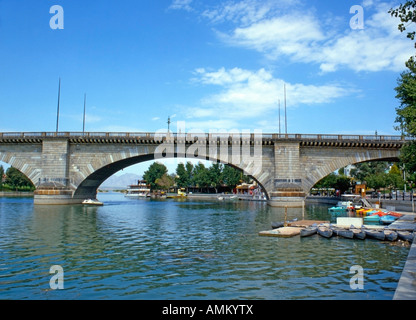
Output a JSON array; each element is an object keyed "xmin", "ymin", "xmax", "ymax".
[{"xmin": 0, "ymin": 133, "xmax": 404, "ymax": 205}]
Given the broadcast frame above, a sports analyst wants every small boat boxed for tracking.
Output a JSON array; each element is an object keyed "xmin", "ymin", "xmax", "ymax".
[
  {"xmin": 331, "ymin": 227, "xmax": 354, "ymax": 239},
  {"xmin": 317, "ymin": 226, "xmax": 333, "ymax": 238},
  {"xmin": 300, "ymin": 225, "xmax": 318, "ymax": 237},
  {"xmin": 371, "ymin": 211, "xmax": 388, "ymax": 217},
  {"xmin": 387, "ymin": 211, "xmax": 403, "ymax": 218},
  {"xmin": 384, "ymin": 230, "xmax": 398, "ymax": 241},
  {"xmin": 351, "ymin": 228, "xmax": 366, "ymax": 240},
  {"xmin": 329, "ymin": 206, "xmax": 346, "ymax": 213},
  {"xmin": 364, "ymin": 214, "xmax": 380, "ymax": 224},
  {"xmin": 82, "ymin": 198, "xmax": 103, "ymax": 206},
  {"xmin": 364, "ymin": 229, "xmax": 385, "ymax": 241},
  {"xmin": 380, "ymin": 215, "xmax": 398, "ymax": 225},
  {"xmin": 397, "ymin": 231, "xmax": 415, "ymax": 242}
]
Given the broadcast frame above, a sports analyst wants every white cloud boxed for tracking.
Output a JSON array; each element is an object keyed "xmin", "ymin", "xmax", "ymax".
[
  {"xmin": 201, "ymin": 0, "xmax": 274, "ymax": 26},
  {"xmin": 169, "ymin": 0, "xmax": 193, "ymax": 12},
  {"xmin": 189, "ymin": 67, "xmax": 351, "ymax": 125},
  {"xmin": 200, "ymin": 1, "xmax": 414, "ymax": 73}
]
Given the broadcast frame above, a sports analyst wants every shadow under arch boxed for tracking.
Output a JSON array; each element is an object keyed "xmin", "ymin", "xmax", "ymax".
[{"xmin": 73, "ymin": 154, "xmax": 270, "ymax": 200}]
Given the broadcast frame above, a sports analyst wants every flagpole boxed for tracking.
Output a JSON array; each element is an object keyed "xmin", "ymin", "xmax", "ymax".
[
  {"xmin": 278, "ymin": 99, "xmax": 281, "ymax": 135},
  {"xmin": 284, "ymin": 83, "xmax": 287, "ymax": 135},
  {"xmin": 83, "ymin": 93, "xmax": 86, "ymax": 133},
  {"xmin": 56, "ymin": 77, "xmax": 61, "ymax": 133}
]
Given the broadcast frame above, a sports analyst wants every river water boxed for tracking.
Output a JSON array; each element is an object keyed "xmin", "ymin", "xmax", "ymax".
[{"xmin": 0, "ymin": 193, "xmax": 410, "ymax": 300}]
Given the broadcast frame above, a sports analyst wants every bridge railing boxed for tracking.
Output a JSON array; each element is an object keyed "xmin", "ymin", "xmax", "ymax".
[{"xmin": 0, "ymin": 132, "xmax": 414, "ymax": 142}]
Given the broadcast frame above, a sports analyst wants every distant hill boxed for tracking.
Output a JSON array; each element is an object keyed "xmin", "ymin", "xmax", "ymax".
[{"xmin": 100, "ymin": 173, "xmax": 141, "ymax": 190}]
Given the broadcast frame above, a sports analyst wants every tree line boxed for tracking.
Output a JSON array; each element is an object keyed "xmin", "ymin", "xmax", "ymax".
[
  {"xmin": 0, "ymin": 165, "xmax": 35, "ymax": 192},
  {"xmin": 313, "ymin": 162, "xmax": 407, "ymax": 195},
  {"xmin": 143, "ymin": 161, "xmax": 251, "ymax": 192}
]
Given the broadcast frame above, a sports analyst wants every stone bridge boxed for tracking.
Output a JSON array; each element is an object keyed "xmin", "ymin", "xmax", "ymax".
[{"xmin": 0, "ymin": 132, "xmax": 408, "ymax": 206}]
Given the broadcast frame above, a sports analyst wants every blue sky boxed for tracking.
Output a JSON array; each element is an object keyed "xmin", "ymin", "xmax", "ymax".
[{"xmin": 0, "ymin": 0, "xmax": 415, "ymax": 176}]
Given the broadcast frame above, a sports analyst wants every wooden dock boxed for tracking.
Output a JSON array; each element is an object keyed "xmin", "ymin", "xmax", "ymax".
[
  {"xmin": 259, "ymin": 227, "xmax": 304, "ymax": 238},
  {"xmin": 287, "ymin": 220, "xmax": 329, "ymax": 228}
]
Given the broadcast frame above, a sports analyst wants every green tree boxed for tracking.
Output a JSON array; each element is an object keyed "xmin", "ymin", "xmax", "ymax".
[
  {"xmin": 334, "ymin": 175, "xmax": 352, "ymax": 194},
  {"xmin": 389, "ymin": 2, "xmax": 416, "ymax": 56},
  {"xmin": 366, "ymin": 173, "xmax": 389, "ymax": 192},
  {"xmin": 175, "ymin": 163, "xmax": 189, "ymax": 188},
  {"xmin": 185, "ymin": 161, "xmax": 194, "ymax": 184},
  {"xmin": 313, "ymin": 173, "xmax": 351, "ymax": 194},
  {"xmin": 192, "ymin": 162, "xmax": 210, "ymax": 188},
  {"xmin": 388, "ymin": 164, "xmax": 405, "ymax": 189},
  {"xmin": 222, "ymin": 165, "xmax": 243, "ymax": 188},
  {"xmin": 155, "ymin": 173, "xmax": 175, "ymax": 190},
  {"xmin": 350, "ymin": 162, "xmax": 390, "ymax": 182},
  {"xmin": 208, "ymin": 163, "xmax": 223, "ymax": 192},
  {"xmin": 314, "ymin": 173, "xmax": 338, "ymax": 189},
  {"xmin": 5, "ymin": 167, "xmax": 34, "ymax": 189},
  {"xmin": 394, "ymin": 60, "xmax": 416, "ymax": 172},
  {"xmin": 143, "ymin": 162, "xmax": 168, "ymax": 190}
]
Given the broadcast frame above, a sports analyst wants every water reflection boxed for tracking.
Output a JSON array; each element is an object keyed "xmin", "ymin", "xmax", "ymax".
[{"xmin": 0, "ymin": 193, "xmax": 410, "ymax": 300}]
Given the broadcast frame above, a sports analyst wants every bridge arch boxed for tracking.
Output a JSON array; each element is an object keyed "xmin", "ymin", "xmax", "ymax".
[
  {"xmin": 301, "ymin": 147, "xmax": 401, "ymax": 194},
  {"xmin": 0, "ymin": 149, "xmax": 42, "ymax": 187},
  {"xmin": 73, "ymin": 153, "xmax": 270, "ymax": 200}
]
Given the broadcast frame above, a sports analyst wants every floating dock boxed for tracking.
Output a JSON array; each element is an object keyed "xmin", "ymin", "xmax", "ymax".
[
  {"xmin": 259, "ymin": 227, "xmax": 304, "ymax": 238},
  {"xmin": 259, "ymin": 215, "xmax": 416, "ymax": 239}
]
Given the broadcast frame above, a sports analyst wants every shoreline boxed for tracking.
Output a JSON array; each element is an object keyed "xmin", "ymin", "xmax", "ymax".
[
  {"xmin": 0, "ymin": 191, "xmax": 34, "ymax": 197},
  {"xmin": 1, "ymin": 191, "xmax": 416, "ymax": 214}
]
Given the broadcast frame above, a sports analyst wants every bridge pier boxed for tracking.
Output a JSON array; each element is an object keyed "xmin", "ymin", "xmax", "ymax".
[
  {"xmin": 33, "ymin": 138, "xmax": 88, "ymax": 205},
  {"xmin": 267, "ymin": 142, "xmax": 306, "ymax": 207},
  {"xmin": 267, "ymin": 188, "xmax": 306, "ymax": 208},
  {"xmin": 34, "ymin": 190, "xmax": 82, "ymax": 205}
]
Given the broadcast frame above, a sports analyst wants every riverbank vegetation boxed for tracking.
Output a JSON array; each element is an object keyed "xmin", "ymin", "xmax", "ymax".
[
  {"xmin": 143, "ymin": 161, "xmax": 251, "ymax": 193},
  {"xmin": 0, "ymin": 165, "xmax": 35, "ymax": 192},
  {"xmin": 313, "ymin": 162, "xmax": 409, "ymax": 196}
]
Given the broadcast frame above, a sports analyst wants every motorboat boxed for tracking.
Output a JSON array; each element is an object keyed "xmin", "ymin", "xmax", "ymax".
[{"xmin": 82, "ymin": 198, "xmax": 103, "ymax": 206}]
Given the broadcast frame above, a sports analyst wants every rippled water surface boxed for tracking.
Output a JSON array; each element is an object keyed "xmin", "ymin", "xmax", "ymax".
[{"xmin": 0, "ymin": 193, "xmax": 410, "ymax": 299}]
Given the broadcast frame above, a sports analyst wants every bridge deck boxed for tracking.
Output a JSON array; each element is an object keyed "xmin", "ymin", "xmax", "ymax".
[{"xmin": 0, "ymin": 132, "xmax": 411, "ymax": 148}]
